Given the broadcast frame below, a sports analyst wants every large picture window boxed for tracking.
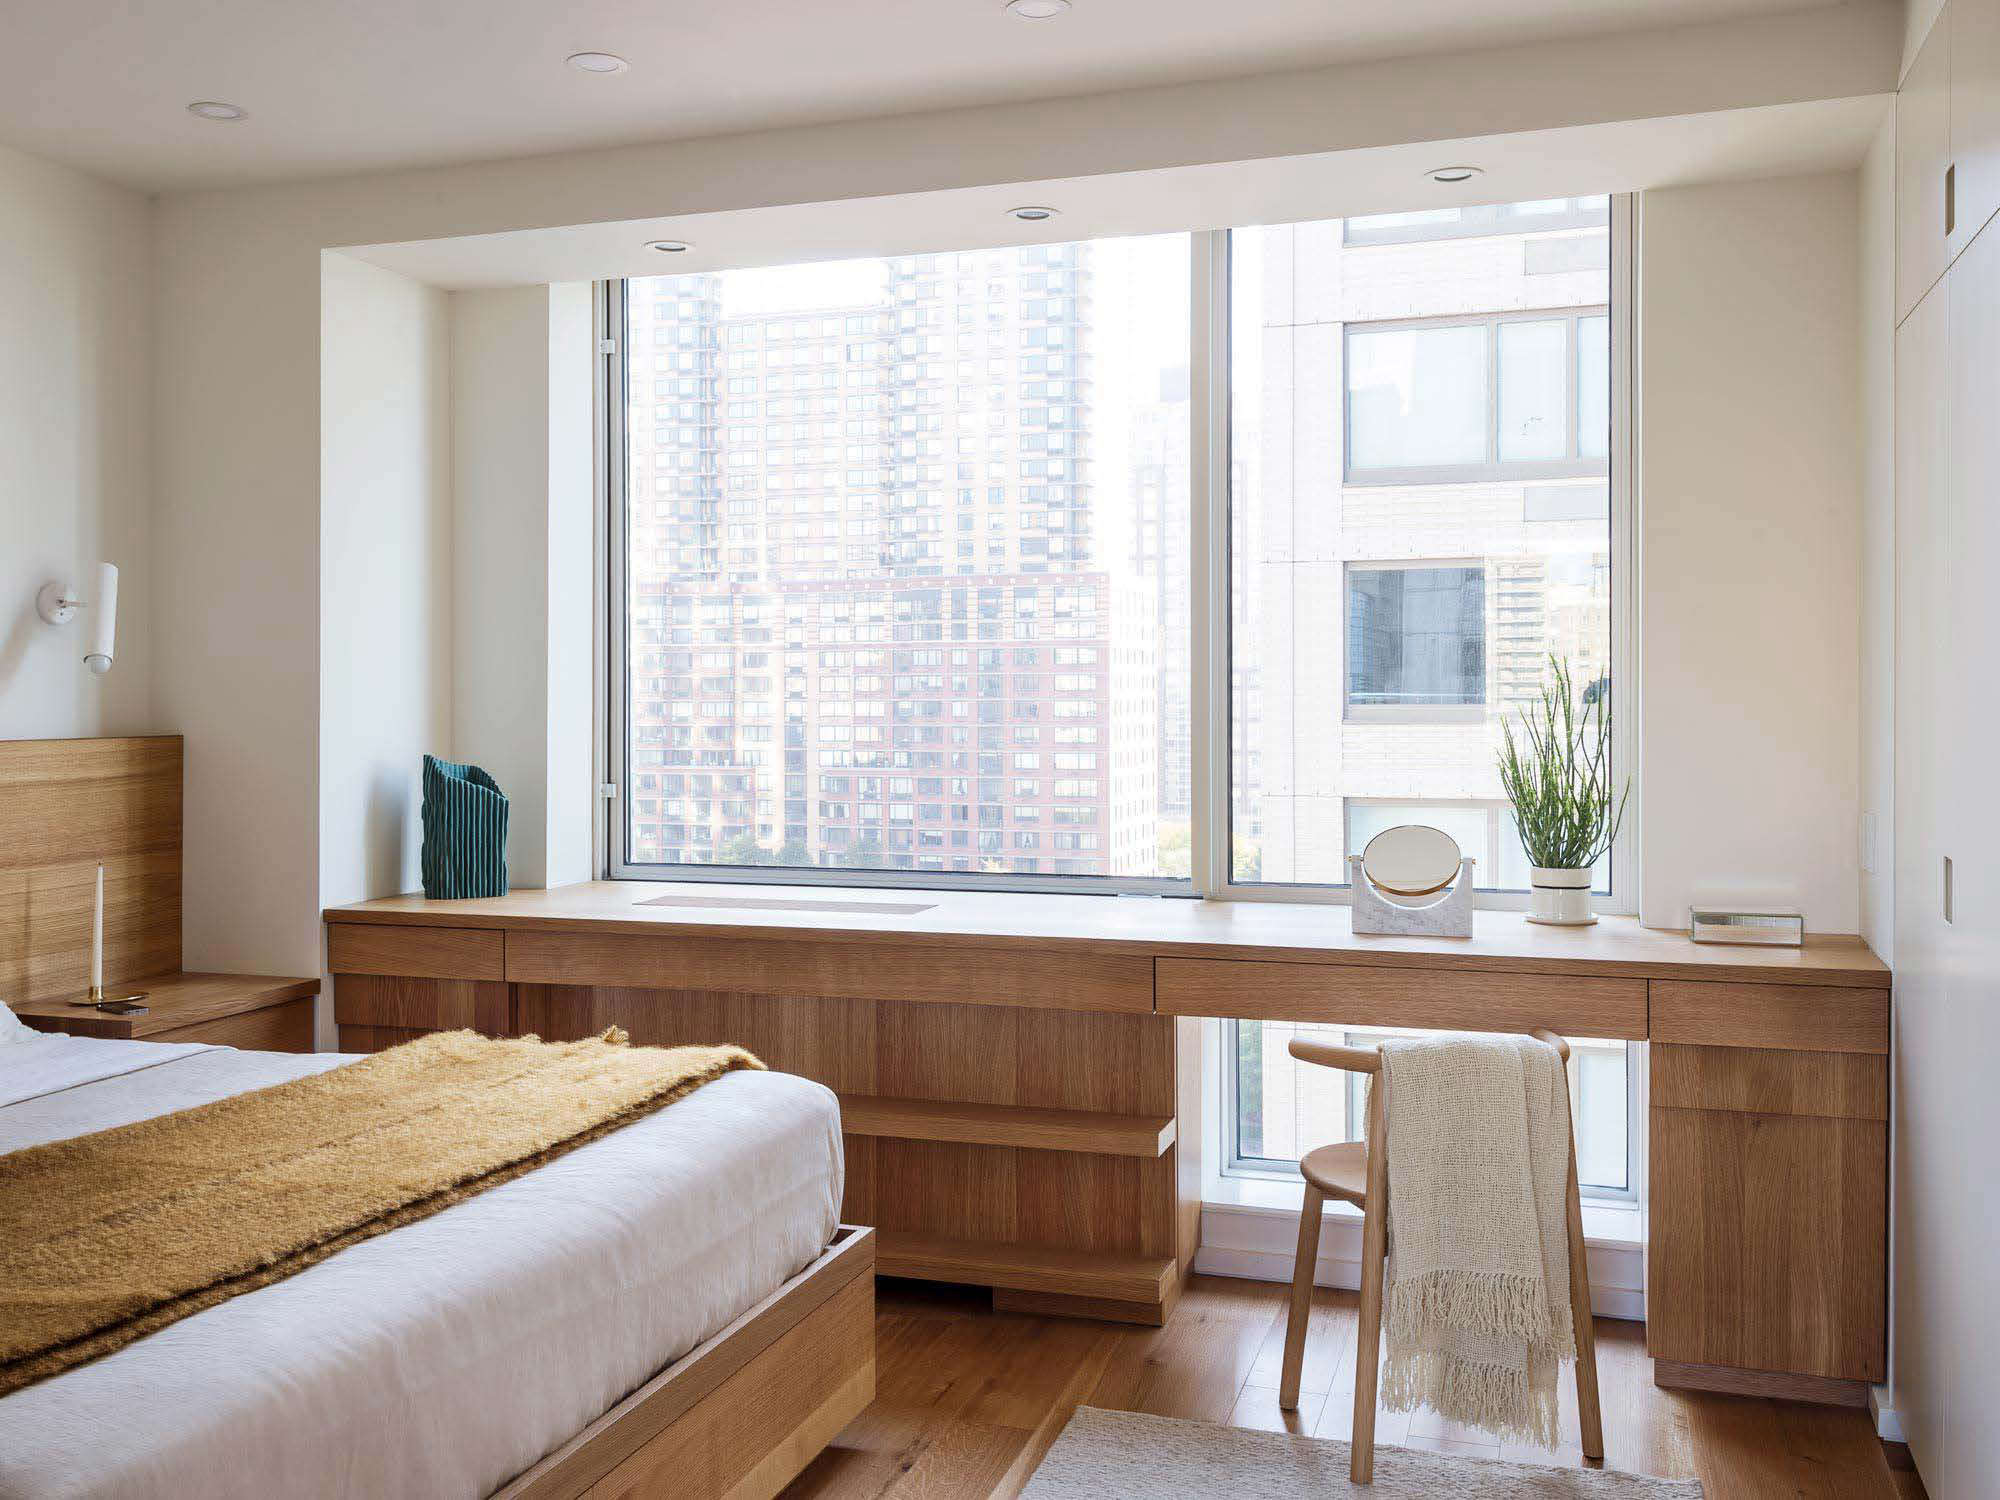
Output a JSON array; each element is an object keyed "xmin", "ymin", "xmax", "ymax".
[
  {"xmin": 604, "ymin": 196, "xmax": 1626, "ymax": 905},
  {"xmin": 609, "ymin": 237, "xmax": 1192, "ymax": 885},
  {"xmin": 603, "ymin": 194, "xmax": 1631, "ymax": 1198}
]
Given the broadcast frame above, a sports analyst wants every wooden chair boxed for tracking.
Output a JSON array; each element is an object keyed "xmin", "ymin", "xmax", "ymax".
[{"xmin": 1277, "ymin": 1028, "xmax": 1603, "ymax": 1484}]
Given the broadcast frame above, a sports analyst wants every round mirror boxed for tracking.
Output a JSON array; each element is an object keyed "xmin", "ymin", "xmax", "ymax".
[{"xmin": 1360, "ymin": 824, "xmax": 1462, "ymax": 897}]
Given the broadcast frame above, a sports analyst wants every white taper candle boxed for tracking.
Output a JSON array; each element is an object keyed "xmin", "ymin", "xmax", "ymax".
[{"xmin": 92, "ymin": 862, "xmax": 104, "ymax": 993}]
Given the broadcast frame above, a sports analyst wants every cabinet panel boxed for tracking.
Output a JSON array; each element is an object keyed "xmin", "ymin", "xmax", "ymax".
[
  {"xmin": 1953, "ymin": 0, "xmax": 2000, "ymax": 255},
  {"xmin": 1900, "ymin": 21, "xmax": 1954, "ymax": 321},
  {"xmin": 1155, "ymin": 957, "xmax": 1645, "ymax": 1037},
  {"xmin": 1649, "ymin": 1105, "xmax": 1886, "ymax": 1381}
]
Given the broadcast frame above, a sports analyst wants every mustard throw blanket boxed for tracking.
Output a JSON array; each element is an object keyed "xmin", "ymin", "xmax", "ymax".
[
  {"xmin": 1376, "ymin": 1034, "xmax": 1576, "ymax": 1446},
  {"xmin": 0, "ymin": 1029, "xmax": 762, "ymax": 1396}
]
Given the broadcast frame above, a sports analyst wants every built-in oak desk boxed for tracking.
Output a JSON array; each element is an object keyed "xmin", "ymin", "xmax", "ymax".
[{"xmin": 326, "ymin": 881, "xmax": 1890, "ymax": 1405}]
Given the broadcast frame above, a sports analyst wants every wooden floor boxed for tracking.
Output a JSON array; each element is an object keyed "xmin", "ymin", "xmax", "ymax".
[{"xmin": 785, "ymin": 1276, "xmax": 1926, "ymax": 1500}]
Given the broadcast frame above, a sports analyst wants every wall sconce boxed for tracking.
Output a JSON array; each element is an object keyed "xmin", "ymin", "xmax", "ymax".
[{"xmin": 37, "ymin": 562, "xmax": 120, "ymax": 675}]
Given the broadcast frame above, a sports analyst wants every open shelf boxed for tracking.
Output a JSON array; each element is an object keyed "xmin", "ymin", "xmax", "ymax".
[
  {"xmin": 836, "ymin": 1093, "xmax": 1174, "ymax": 1157},
  {"xmin": 874, "ymin": 1231, "xmax": 1176, "ymax": 1305}
]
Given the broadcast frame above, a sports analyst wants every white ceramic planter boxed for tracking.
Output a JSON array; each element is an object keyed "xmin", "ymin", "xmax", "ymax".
[{"xmin": 1527, "ymin": 866, "xmax": 1596, "ymax": 926}]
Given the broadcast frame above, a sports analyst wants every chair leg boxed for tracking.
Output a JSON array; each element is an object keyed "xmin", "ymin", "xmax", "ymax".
[
  {"xmin": 1279, "ymin": 1185, "xmax": 1325, "ymax": 1410},
  {"xmin": 1350, "ymin": 1194, "xmax": 1389, "ymax": 1484},
  {"xmin": 1564, "ymin": 1146, "xmax": 1604, "ymax": 1460}
]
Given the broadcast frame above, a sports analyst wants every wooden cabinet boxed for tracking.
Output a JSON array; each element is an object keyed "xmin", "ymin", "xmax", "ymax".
[
  {"xmin": 1901, "ymin": 18, "xmax": 1956, "ymax": 321},
  {"xmin": 1649, "ymin": 1100, "xmax": 1886, "ymax": 1386},
  {"xmin": 1648, "ymin": 984, "xmax": 1890, "ymax": 1399}
]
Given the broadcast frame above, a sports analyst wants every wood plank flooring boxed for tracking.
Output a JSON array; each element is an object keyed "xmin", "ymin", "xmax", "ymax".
[{"xmin": 783, "ymin": 1276, "xmax": 1926, "ymax": 1500}]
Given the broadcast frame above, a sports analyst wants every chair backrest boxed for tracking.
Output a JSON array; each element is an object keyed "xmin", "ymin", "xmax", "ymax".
[{"xmin": 1286, "ymin": 1028, "xmax": 1571, "ymax": 1075}]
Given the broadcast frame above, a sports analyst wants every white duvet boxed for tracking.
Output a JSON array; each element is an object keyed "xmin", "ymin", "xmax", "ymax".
[{"xmin": 0, "ymin": 1034, "xmax": 845, "ymax": 1500}]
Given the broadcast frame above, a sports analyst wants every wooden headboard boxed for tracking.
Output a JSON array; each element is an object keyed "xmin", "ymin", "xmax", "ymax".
[{"xmin": 0, "ymin": 736, "xmax": 182, "ymax": 1006}]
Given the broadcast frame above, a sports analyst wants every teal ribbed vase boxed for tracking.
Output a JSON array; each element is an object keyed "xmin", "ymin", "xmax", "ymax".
[{"xmin": 421, "ymin": 755, "xmax": 509, "ymax": 899}]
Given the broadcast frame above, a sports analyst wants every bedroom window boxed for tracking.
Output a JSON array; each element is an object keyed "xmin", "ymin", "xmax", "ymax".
[
  {"xmin": 602, "ymin": 195, "xmax": 1629, "ymax": 904},
  {"xmin": 604, "ymin": 237, "xmax": 1193, "ymax": 888}
]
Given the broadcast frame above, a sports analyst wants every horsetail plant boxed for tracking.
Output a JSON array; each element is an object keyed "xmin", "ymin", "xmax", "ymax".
[{"xmin": 1497, "ymin": 656, "xmax": 1629, "ymax": 871}]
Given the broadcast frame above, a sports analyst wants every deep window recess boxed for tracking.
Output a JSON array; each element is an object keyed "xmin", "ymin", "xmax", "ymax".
[{"xmin": 603, "ymin": 193, "xmax": 1635, "ymax": 1198}]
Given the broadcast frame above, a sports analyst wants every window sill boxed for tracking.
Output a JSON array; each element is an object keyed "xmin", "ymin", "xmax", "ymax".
[
  {"xmin": 1196, "ymin": 1171, "xmax": 1646, "ymax": 1320},
  {"xmin": 1202, "ymin": 1170, "xmax": 1641, "ymax": 1249}
]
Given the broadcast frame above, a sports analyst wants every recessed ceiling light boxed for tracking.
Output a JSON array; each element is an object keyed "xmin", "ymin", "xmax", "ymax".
[
  {"xmin": 186, "ymin": 101, "xmax": 247, "ymax": 122},
  {"xmin": 1009, "ymin": 206, "xmax": 1058, "ymax": 222},
  {"xmin": 1427, "ymin": 165, "xmax": 1482, "ymax": 184},
  {"xmin": 1006, "ymin": 0, "xmax": 1071, "ymax": 17},
  {"xmin": 644, "ymin": 240, "xmax": 692, "ymax": 253},
  {"xmin": 567, "ymin": 51, "xmax": 630, "ymax": 74}
]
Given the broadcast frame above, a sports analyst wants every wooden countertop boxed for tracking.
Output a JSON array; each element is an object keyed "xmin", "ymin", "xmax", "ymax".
[
  {"xmin": 13, "ymin": 971, "xmax": 321, "ymax": 1040},
  {"xmin": 326, "ymin": 882, "xmax": 1889, "ymax": 988}
]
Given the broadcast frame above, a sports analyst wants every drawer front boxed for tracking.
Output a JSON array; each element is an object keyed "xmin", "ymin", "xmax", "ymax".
[
  {"xmin": 153, "ymin": 997, "xmax": 316, "ymax": 1054},
  {"xmin": 333, "ymin": 973, "xmax": 511, "ymax": 1033},
  {"xmin": 1652, "ymin": 1043, "xmax": 1887, "ymax": 1120},
  {"xmin": 505, "ymin": 931, "xmax": 1154, "ymax": 1013},
  {"xmin": 1154, "ymin": 957, "xmax": 1646, "ymax": 1038},
  {"xmin": 1649, "ymin": 1105, "xmax": 1886, "ymax": 1381},
  {"xmin": 326, "ymin": 924, "xmax": 505, "ymax": 981},
  {"xmin": 1650, "ymin": 981, "xmax": 1889, "ymax": 1054}
]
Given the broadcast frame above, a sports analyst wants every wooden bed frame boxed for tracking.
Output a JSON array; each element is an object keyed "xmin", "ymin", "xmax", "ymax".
[{"xmin": 494, "ymin": 1225, "xmax": 875, "ymax": 1500}]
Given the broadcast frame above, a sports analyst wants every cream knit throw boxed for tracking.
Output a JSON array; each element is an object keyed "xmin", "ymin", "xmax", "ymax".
[{"xmin": 1377, "ymin": 1034, "xmax": 1576, "ymax": 1446}]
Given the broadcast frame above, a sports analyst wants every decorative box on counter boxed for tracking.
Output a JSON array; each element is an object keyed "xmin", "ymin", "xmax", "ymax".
[{"xmin": 1688, "ymin": 907, "xmax": 1805, "ymax": 946}]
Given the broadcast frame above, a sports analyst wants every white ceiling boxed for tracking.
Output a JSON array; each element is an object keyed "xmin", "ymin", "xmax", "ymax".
[{"xmin": 2, "ymin": 0, "xmax": 1852, "ymax": 192}]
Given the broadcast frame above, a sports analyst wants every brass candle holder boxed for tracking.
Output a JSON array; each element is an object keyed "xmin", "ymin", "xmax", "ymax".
[{"xmin": 69, "ymin": 983, "xmax": 150, "ymax": 1015}]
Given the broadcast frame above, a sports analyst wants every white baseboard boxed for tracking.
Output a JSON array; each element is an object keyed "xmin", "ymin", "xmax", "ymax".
[
  {"xmin": 1196, "ymin": 1198, "xmax": 1647, "ymax": 1323},
  {"xmin": 1869, "ymin": 1386, "xmax": 1905, "ymax": 1443}
]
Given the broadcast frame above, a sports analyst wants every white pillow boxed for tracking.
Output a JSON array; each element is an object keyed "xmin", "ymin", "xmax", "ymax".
[{"xmin": 0, "ymin": 1000, "xmax": 38, "ymax": 1047}]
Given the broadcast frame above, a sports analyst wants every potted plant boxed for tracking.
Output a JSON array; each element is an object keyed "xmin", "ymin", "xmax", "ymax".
[{"xmin": 1497, "ymin": 657, "xmax": 1629, "ymax": 926}]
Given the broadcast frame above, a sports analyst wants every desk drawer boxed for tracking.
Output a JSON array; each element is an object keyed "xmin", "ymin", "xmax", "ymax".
[
  {"xmin": 1650, "ymin": 982, "xmax": 1888, "ymax": 1054},
  {"xmin": 326, "ymin": 924, "xmax": 505, "ymax": 981},
  {"xmin": 1155, "ymin": 958, "xmax": 1645, "ymax": 1038}
]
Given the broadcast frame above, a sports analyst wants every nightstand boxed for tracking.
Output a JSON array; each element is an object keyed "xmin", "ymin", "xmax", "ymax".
[{"xmin": 14, "ymin": 972, "xmax": 321, "ymax": 1052}]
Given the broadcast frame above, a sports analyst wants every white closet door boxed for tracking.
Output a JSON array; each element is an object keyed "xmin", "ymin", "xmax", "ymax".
[
  {"xmin": 1891, "ymin": 278, "xmax": 1949, "ymax": 1484},
  {"xmin": 1937, "ymin": 211, "xmax": 2000, "ymax": 1497},
  {"xmin": 1901, "ymin": 21, "xmax": 1955, "ymax": 323}
]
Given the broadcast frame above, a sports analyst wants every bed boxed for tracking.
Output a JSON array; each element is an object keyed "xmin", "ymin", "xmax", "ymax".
[{"xmin": 0, "ymin": 1029, "xmax": 873, "ymax": 1500}]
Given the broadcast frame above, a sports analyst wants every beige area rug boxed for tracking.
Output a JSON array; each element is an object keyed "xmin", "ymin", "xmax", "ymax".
[{"xmin": 1021, "ymin": 1407, "xmax": 1704, "ymax": 1498}]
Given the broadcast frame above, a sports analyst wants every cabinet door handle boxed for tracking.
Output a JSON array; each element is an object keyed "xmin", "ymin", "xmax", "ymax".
[{"xmin": 1947, "ymin": 162, "xmax": 1956, "ymax": 237}]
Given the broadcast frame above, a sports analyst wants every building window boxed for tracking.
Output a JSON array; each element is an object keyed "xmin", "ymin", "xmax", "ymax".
[
  {"xmin": 1344, "ymin": 309, "xmax": 1609, "ymax": 484},
  {"xmin": 1345, "ymin": 564, "xmax": 1486, "ymax": 717}
]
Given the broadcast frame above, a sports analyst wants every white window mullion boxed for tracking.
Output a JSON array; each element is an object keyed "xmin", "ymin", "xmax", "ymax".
[{"xmin": 1189, "ymin": 228, "xmax": 1232, "ymax": 900}]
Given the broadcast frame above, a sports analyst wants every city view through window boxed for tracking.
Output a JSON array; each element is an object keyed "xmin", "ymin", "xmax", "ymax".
[{"xmin": 620, "ymin": 236, "xmax": 1191, "ymax": 879}]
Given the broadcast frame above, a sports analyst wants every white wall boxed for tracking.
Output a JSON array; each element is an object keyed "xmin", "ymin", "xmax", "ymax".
[
  {"xmin": 449, "ymin": 283, "xmax": 594, "ymax": 889},
  {"xmin": 1637, "ymin": 172, "xmax": 1863, "ymax": 932},
  {"xmin": 318, "ymin": 254, "xmax": 452, "ymax": 954},
  {"xmin": 0, "ymin": 144, "xmax": 152, "ymax": 739}
]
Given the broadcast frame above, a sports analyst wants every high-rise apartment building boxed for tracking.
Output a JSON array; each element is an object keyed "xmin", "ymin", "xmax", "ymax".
[{"xmin": 622, "ymin": 240, "xmax": 1184, "ymax": 878}]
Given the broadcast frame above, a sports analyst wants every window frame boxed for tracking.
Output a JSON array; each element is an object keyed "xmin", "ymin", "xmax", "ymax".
[
  {"xmin": 1342, "ymin": 306, "xmax": 1611, "ymax": 487},
  {"xmin": 598, "ymin": 196, "xmax": 1638, "ymax": 913}
]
